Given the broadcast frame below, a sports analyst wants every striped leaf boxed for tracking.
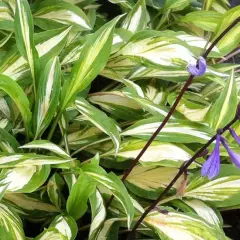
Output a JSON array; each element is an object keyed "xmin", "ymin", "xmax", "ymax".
[
  {"xmin": 168, "ymin": 92, "xmax": 210, "ymax": 122},
  {"xmin": 108, "ymin": 0, "xmax": 134, "ymax": 9},
  {"xmin": 61, "ymin": 16, "xmax": 121, "ymax": 109},
  {"xmin": 0, "ymin": 153, "xmax": 73, "ymax": 168},
  {"xmin": 47, "ymin": 173, "xmax": 65, "ymax": 210},
  {"xmin": 66, "ymin": 170, "xmax": 96, "ymax": 220},
  {"xmin": 89, "ymin": 190, "xmax": 107, "ymax": 240},
  {"xmin": 21, "ymin": 140, "xmax": 70, "ymax": 158},
  {"xmin": 183, "ymin": 199, "xmax": 222, "ymax": 227},
  {"xmin": 33, "ymin": 0, "xmax": 91, "ymax": 31},
  {"xmin": 122, "ymin": 117, "xmax": 215, "ymax": 144},
  {"xmin": 0, "ymin": 2, "xmax": 14, "ymax": 31},
  {"xmin": 89, "ymin": 91, "xmax": 143, "ymax": 121},
  {"xmin": 0, "ymin": 128, "xmax": 21, "ymax": 153},
  {"xmin": 0, "ymin": 27, "xmax": 71, "ymax": 81},
  {"xmin": 15, "ymin": 0, "xmax": 38, "ymax": 90},
  {"xmin": 103, "ymin": 139, "xmax": 199, "ymax": 168},
  {"xmin": 182, "ymin": 11, "xmax": 222, "ymax": 32},
  {"xmin": 0, "ymin": 74, "xmax": 31, "ymax": 130},
  {"xmin": 214, "ymin": 6, "xmax": 240, "ymax": 55},
  {"xmin": 207, "ymin": 70, "xmax": 237, "ymax": 130},
  {"xmin": 75, "ymin": 98, "xmax": 121, "ymax": 154},
  {"xmin": 111, "ymin": 31, "xmax": 196, "ymax": 68},
  {"xmin": 34, "ymin": 57, "xmax": 61, "ymax": 138},
  {"xmin": 4, "ymin": 193, "xmax": 59, "ymax": 218},
  {"xmin": 34, "ymin": 228, "xmax": 67, "ymax": 240},
  {"xmin": 0, "ymin": 165, "xmax": 50, "ymax": 193},
  {"xmin": 82, "ymin": 160, "xmax": 134, "ymax": 228},
  {"xmin": 0, "ymin": 203, "xmax": 25, "ymax": 240},
  {"xmin": 121, "ymin": 0, "xmax": 147, "ymax": 33},
  {"xmin": 185, "ymin": 165, "xmax": 240, "ymax": 208},
  {"xmin": 144, "ymin": 209, "xmax": 227, "ymax": 240},
  {"xmin": 49, "ymin": 214, "xmax": 78, "ymax": 240},
  {"xmin": 125, "ymin": 165, "xmax": 184, "ymax": 199}
]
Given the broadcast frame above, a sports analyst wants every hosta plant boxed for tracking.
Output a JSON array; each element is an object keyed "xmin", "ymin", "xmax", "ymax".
[{"xmin": 0, "ymin": 0, "xmax": 239, "ymax": 239}]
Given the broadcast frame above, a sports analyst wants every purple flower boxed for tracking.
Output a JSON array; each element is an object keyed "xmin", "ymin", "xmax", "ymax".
[
  {"xmin": 187, "ymin": 56, "xmax": 207, "ymax": 76},
  {"xmin": 201, "ymin": 134, "xmax": 221, "ymax": 179},
  {"xmin": 221, "ymin": 137, "xmax": 240, "ymax": 168},
  {"xmin": 229, "ymin": 128, "xmax": 240, "ymax": 145}
]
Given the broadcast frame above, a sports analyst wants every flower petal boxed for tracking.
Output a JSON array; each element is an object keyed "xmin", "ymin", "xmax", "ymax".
[
  {"xmin": 201, "ymin": 134, "xmax": 221, "ymax": 179},
  {"xmin": 187, "ymin": 56, "xmax": 207, "ymax": 76},
  {"xmin": 221, "ymin": 137, "xmax": 240, "ymax": 168},
  {"xmin": 229, "ymin": 128, "xmax": 240, "ymax": 145}
]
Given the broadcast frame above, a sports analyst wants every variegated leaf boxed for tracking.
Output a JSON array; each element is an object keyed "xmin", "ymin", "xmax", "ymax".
[
  {"xmin": 121, "ymin": 0, "xmax": 147, "ymax": 33},
  {"xmin": 0, "ymin": 165, "xmax": 50, "ymax": 193},
  {"xmin": 0, "ymin": 203, "xmax": 25, "ymax": 240},
  {"xmin": 15, "ymin": 0, "xmax": 38, "ymax": 92},
  {"xmin": 103, "ymin": 138, "xmax": 199, "ymax": 168},
  {"xmin": 21, "ymin": 140, "xmax": 70, "ymax": 158},
  {"xmin": 61, "ymin": 16, "xmax": 121, "ymax": 109},
  {"xmin": 82, "ymin": 159, "xmax": 134, "ymax": 228},
  {"xmin": 125, "ymin": 165, "xmax": 184, "ymax": 199},
  {"xmin": 49, "ymin": 214, "xmax": 78, "ymax": 240},
  {"xmin": 0, "ymin": 153, "xmax": 73, "ymax": 168},
  {"xmin": 75, "ymin": 98, "xmax": 121, "ymax": 154},
  {"xmin": 34, "ymin": 57, "xmax": 61, "ymax": 137},
  {"xmin": 185, "ymin": 165, "xmax": 240, "ymax": 207},
  {"xmin": 144, "ymin": 209, "xmax": 227, "ymax": 240},
  {"xmin": 33, "ymin": 0, "xmax": 91, "ymax": 31},
  {"xmin": 89, "ymin": 190, "xmax": 107, "ymax": 240},
  {"xmin": 122, "ymin": 117, "xmax": 215, "ymax": 144},
  {"xmin": 207, "ymin": 70, "xmax": 237, "ymax": 130},
  {"xmin": 183, "ymin": 199, "xmax": 222, "ymax": 227},
  {"xmin": 0, "ymin": 2, "xmax": 14, "ymax": 30},
  {"xmin": 34, "ymin": 228, "xmax": 67, "ymax": 240}
]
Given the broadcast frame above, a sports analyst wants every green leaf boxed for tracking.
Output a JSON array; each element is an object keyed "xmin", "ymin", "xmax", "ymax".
[
  {"xmin": 33, "ymin": 0, "xmax": 91, "ymax": 31},
  {"xmin": 34, "ymin": 228, "xmax": 67, "ymax": 240},
  {"xmin": 0, "ymin": 203, "xmax": 25, "ymax": 240},
  {"xmin": 61, "ymin": 15, "xmax": 122, "ymax": 109},
  {"xmin": 33, "ymin": 57, "xmax": 61, "ymax": 137},
  {"xmin": 108, "ymin": 0, "xmax": 134, "ymax": 9},
  {"xmin": 164, "ymin": 0, "xmax": 190, "ymax": 11},
  {"xmin": 0, "ymin": 2, "xmax": 14, "ymax": 31},
  {"xmin": 214, "ymin": 6, "xmax": 240, "ymax": 55},
  {"xmin": 0, "ymin": 74, "xmax": 32, "ymax": 128},
  {"xmin": 89, "ymin": 190, "xmax": 107, "ymax": 240},
  {"xmin": 47, "ymin": 173, "xmax": 65, "ymax": 210},
  {"xmin": 21, "ymin": 140, "xmax": 70, "ymax": 158},
  {"xmin": 0, "ymin": 153, "xmax": 73, "ymax": 168},
  {"xmin": 207, "ymin": 70, "xmax": 237, "ymax": 130},
  {"xmin": 75, "ymin": 98, "xmax": 121, "ymax": 154},
  {"xmin": 15, "ymin": 0, "xmax": 38, "ymax": 90},
  {"xmin": 0, "ymin": 128, "xmax": 21, "ymax": 153},
  {"xmin": 144, "ymin": 209, "xmax": 227, "ymax": 240},
  {"xmin": 122, "ymin": 117, "xmax": 215, "ymax": 144},
  {"xmin": 49, "ymin": 214, "xmax": 78, "ymax": 240},
  {"xmin": 121, "ymin": 0, "xmax": 147, "ymax": 33},
  {"xmin": 125, "ymin": 165, "xmax": 184, "ymax": 199},
  {"xmin": 0, "ymin": 165, "xmax": 50, "ymax": 193},
  {"xmin": 82, "ymin": 160, "xmax": 134, "ymax": 228},
  {"xmin": 66, "ymin": 170, "xmax": 96, "ymax": 220},
  {"xmin": 182, "ymin": 11, "xmax": 222, "ymax": 32}
]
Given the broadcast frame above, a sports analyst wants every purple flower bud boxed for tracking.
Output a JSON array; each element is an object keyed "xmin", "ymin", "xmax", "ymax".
[
  {"xmin": 221, "ymin": 137, "xmax": 240, "ymax": 168},
  {"xmin": 201, "ymin": 134, "xmax": 221, "ymax": 179},
  {"xmin": 187, "ymin": 56, "xmax": 207, "ymax": 76},
  {"xmin": 229, "ymin": 128, "xmax": 240, "ymax": 145}
]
